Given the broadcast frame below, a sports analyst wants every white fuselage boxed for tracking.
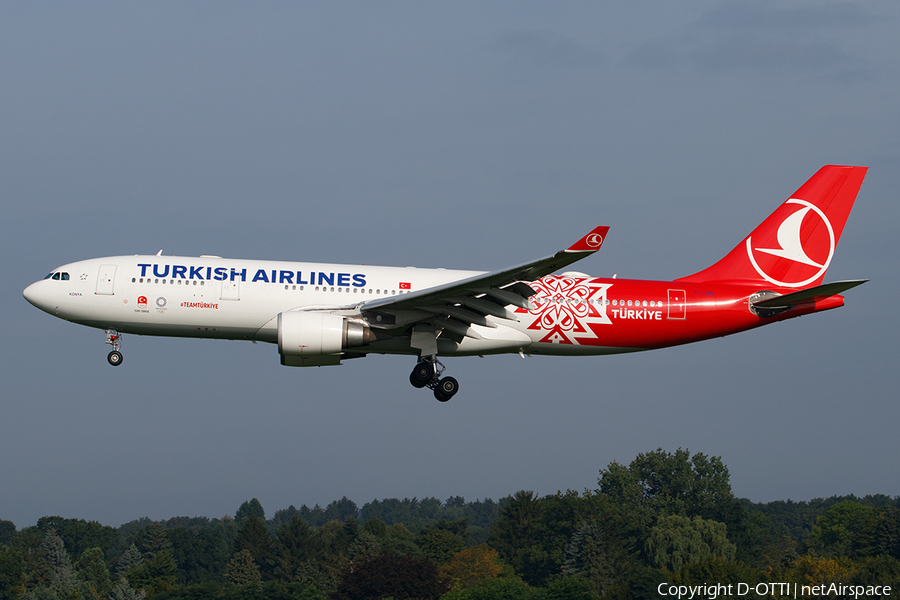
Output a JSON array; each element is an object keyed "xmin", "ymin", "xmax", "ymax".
[{"xmin": 23, "ymin": 255, "xmax": 547, "ymax": 358}]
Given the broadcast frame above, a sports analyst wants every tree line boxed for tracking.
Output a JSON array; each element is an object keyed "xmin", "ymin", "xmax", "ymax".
[{"xmin": 2, "ymin": 448, "xmax": 899, "ymax": 600}]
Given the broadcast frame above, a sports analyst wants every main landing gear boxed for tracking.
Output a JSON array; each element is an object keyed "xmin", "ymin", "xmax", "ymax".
[
  {"xmin": 409, "ymin": 357, "xmax": 459, "ymax": 402},
  {"xmin": 105, "ymin": 329, "xmax": 123, "ymax": 366}
]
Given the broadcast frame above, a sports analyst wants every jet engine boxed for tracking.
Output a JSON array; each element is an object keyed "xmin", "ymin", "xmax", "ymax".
[{"xmin": 277, "ymin": 311, "xmax": 374, "ymax": 366}]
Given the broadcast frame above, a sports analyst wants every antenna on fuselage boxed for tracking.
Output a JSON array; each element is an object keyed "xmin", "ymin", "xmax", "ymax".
[{"xmin": 156, "ymin": 249, "xmax": 163, "ymax": 256}]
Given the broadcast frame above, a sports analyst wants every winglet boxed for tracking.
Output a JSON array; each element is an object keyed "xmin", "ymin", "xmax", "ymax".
[{"xmin": 565, "ymin": 226, "xmax": 609, "ymax": 253}]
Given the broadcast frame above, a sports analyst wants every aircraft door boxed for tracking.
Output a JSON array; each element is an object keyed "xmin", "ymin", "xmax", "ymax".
[
  {"xmin": 96, "ymin": 265, "xmax": 116, "ymax": 295},
  {"xmin": 221, "ymin": 280, "xmax": 240, "ymax": 301},
  {"xmin": 667, "ymin": 289, "xmax": 686, "ymax": 320}
]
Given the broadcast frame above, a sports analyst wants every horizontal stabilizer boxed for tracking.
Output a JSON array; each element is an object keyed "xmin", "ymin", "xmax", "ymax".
[{"xmin": 752, "ymin": 279, "xmax": 868, "ymax": 309}]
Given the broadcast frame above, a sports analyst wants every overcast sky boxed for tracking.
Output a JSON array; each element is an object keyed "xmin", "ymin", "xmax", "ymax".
[{"xmin": 2, "ymin": 1, "xmax": 899, "ymax": 530}]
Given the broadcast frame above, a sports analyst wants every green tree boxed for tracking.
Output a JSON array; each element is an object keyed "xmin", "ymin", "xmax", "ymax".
[
  {"xmin": 850, "ymin": 555, "xmax": 900, "ymax": 590},
  {"xmin": 232, "ymin": 515, "xmax": 276, "ymax": 578},
  {"xmin": 108, "ymin": 578, "xmax": 146, "ymax": 600},
  {"xmin": 0, "ymin": 522, "xmax": 14, "ymax": 547},
  {"xmin": 235, "ymin": 499, "xmax": 266, "ymax": 524},
  {"xmin": 645, "ymin": 515, "xmax": 735, "ymax": 572},
  {"xmin": 563, "ymin": 519, "xmax": 617, "ymax": 596},
  {"xmin": 26, "ymin": 529, "xmax": 93, "ymax": 600},
  {"xmin": 418, "ymin": 519, "xmax": 468, "ymax": 565},
  {"xmin": 536, "ymin": 576, "xmax": 598, "ymax": 600},
  {"xmin": 315, "ymin": 518, "xmax": 359, "ymax": 569},
  {"xmin": 294, "ymin": 560, "xmax": 336, "ymax": 595},
  {"xmin": 35, "ymin": 516, "xmax": 119, "ymax": 563},
  {"xmin": 138, "ymin": 523, "xmax": 173, "ymax": 559},
  {"xmin": 362, "ymin": 517, "xmax": 387, "ymax": 538},
  {"xmin": 381, "ymin": 523, "xmax": 420, "ymax": 557},
  {"xmin": 440, "ymin": 576, "xmax": 532, "ymax": 600},
  {"xmin": 165, "ymin": 525, "xmax": 231, "ymax": 584},
  {"xmin": 116, "ymin": 544, "xmax": 144, "ymax": 579},
  {"xmin": 599, "ymin": 448, "xmax": 739, "ymax": 525},
  {"xmin": 330, "ymin": 552, "xmax": 449, "ymax": 600},
  {"xmin": 76, "ymin": 547, "xmax": 111, "ymax": 597},
  {"xmin": 140, "ymin": 549, "xmax": 177, "ymax": 594},
  {"xmin": 489, "ymin": 491, "xmax": 552, "ymax": 586},
  {"xmin": 273, "ymin": 516, "xmax": 321, "ymax": 582},
  {"xmin": 224, "ymin": 549, "xmax": 261, "ymax": 586},
  {"xmin": 419, "ymin": 529, "xmax": 465, "ymax": 565},
  {"xmin": 323, "ymin": 497, "xmax": 358, "ymax": 523},
  {"xmin": 807, "ymin": 501, "xmax": 879, "ymax": 558},
  {"xmin": 348, "ymin": 531, "xmax": 382, "ymax": 562},
  {"xmin": 0, "ymin": 546, "xmax": 25, "ymax": 600},
  {"xmin": 877, "ymin": 507, "xmax": 900, "ymax": 559}
]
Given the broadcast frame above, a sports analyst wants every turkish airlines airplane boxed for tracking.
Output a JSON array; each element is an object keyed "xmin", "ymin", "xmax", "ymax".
[{"xmin": 24, "ymin": 165, "xmax": 867, "ymax": 401}]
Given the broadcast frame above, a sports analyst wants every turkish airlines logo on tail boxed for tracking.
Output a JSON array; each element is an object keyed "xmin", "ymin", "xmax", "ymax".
[{"xmin": 746, "ymin": 199, "xmax": 834, "ymax": 288}]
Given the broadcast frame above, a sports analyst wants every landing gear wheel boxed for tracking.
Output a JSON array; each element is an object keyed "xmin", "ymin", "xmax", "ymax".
[
  {"xmin": 107, "ymin": 350, "xmax": 123, "ymax": 366},
  {"xmin": 433, "ymin": 376, "xmax": 459, "ymax": 402},
  {"xmin": 409, "ymin": 361, "xmax": 434, "ymax": 388}
]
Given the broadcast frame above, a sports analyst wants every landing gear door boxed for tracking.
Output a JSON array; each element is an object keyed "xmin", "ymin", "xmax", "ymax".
[
  {"xmin": 667, "ymin": 289, "xmax": 686, "ymax": 320},
  {"xmin": 221, "ymin": 280, "xmax": 240, "ymax": 301},
  {"xmin": 96, "ymin": 265, "xmax": 116, "ymax": 295}
]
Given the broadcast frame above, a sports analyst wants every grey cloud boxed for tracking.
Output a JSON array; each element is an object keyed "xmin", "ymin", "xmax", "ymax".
[
  {"xmin": 626, "ymin": 2, "xmax": 876, "ymax": 79},
  {"xmin": 492, "ymin": 29, "xmax": 600, "ymax": 68},
  {"xmin": 699, "ymin": 1, "xmax": 877, "ymax": 32}
]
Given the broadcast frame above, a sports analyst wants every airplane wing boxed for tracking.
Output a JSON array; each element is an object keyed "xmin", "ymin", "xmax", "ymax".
[{"xmin": 357, "ymin": 226, "xmax": 609, "ymax": 342}]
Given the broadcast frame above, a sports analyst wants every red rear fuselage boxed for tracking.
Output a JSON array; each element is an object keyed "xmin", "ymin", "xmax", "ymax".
[{"xmin": 516, "ymin": 274, "xmax": 843, "ymax": 355}]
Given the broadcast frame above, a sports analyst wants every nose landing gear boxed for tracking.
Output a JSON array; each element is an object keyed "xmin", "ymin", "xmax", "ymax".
[
  {"xmin": 409, "ymin": 357, "xmax": 459, "ymax": 402},
  {"xmin": 105, "ymin": 329, "xmax": 123, "ymax": 366}
]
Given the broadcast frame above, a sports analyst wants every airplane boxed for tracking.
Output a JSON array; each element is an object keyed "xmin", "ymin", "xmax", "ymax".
[{"xmin": 23, "ymin": 165, "xmax": 867, "ymax": 402}]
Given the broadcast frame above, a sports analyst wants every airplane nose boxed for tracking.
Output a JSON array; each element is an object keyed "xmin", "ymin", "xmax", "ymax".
[
  {"xmin": 23, "ymin": 281, "xmax": 52, "ymax": 312},
  {"xmin": 23, "ymin": 282, "xmax": 39, "ymax": 306}
]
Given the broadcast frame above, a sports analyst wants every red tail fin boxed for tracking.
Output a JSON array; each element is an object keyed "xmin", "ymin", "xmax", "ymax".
[{"xmin": 678, "ymin": 165, "xmax": 867, "ymax": 289}]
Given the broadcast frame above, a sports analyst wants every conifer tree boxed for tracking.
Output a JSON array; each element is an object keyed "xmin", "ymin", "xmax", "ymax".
[{"xmin": 224, "ymin": 549, "xmax": 261, "ymax": 586}]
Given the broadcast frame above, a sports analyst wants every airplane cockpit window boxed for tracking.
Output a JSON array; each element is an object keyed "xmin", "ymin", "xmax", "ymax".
[
  {"xmin": 52, "ymin": 273, "xmax": 61, "ymax": 280},
  {"xmin": 61, "ymin": 273, "xmax": 69, "ymax": 280},
  {"xmin": 44, "ymin": 273, "xmax": 53, "ymax": 279}
]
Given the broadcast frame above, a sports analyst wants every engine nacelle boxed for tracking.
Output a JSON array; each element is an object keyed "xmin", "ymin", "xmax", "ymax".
[{"xmin": 277, "ymin": 311, "xmax": 373, "ymax": 367}]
